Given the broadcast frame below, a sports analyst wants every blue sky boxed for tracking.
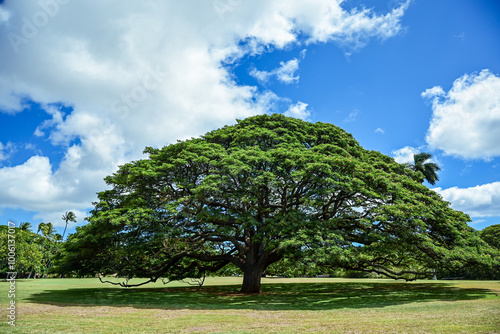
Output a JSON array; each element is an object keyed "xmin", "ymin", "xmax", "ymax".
[{"xmin": 0, "ymin": 0, "xmax": 499, "ymax": 237}]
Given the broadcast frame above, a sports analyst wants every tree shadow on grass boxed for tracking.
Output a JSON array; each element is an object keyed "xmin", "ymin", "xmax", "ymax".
[{"xmin": 26, "ymin": 282, "xmax": 496, "ymax": 311}]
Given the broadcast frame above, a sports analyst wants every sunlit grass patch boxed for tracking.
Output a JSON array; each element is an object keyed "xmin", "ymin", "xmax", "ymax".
[{"xmin": 1, "ymin": 277, "xmax": 499, "ymax": 333}]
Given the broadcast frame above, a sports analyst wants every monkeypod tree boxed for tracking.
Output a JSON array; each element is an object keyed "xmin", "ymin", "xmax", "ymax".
[{"xmin": 67, "ymin": 114, "xmax": 499, "ymax": 293}]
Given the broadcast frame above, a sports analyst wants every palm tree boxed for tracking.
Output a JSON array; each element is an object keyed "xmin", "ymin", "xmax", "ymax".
[
  {"xmin": 37, "ymin": 222, "xmax": 56, "ymax": 242},
  {"xmin": 61, "ymin": 211, "xmax": 77, "ymax": 240},
  {"xmin": 30, "ymin": 223, "xmax": 48, "ymax": 279},
  {"xmin": 405, "ymin": 152, "xmax": 441, "ymax": 185},
  {"xmin": 19, "ymin": 222, "xmax": 33, "ymax": 232},
  {"xmin": 36, "ymin": 222, "xmax": 57, "ymax": 278}
]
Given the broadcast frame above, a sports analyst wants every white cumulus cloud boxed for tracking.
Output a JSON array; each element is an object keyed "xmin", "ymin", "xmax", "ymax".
[
  {"xmin": 275, "ymin": 59, "xmax": 300, "ymax": 84},
  {"xmin": 0, "ymin": 0, "xmax": 411, "ymax": 225},
  {"xmin": 424, "ymin": 69, "xmax": 500, "ymax": 160},
  {"xmin": 284, "ymin": 101, "xmax": 310, "ymax": 120},
  {"xmin": 0, "ymin": 142, "xmax": 14, "ymax": 164},
  {"xmin": 434, "ymin": 182, "xmax": 500, "ymax": 217},
  {"xmin": 392, "ymin": 146, "xmax": 420, "ymax": 164},
  {"xmin": 250, "ymin": 58, "xmax": 301, "ymax": 84},
  {"xmin": 0, "ymin": 6, "xmax": 10, "ymax": 24}
]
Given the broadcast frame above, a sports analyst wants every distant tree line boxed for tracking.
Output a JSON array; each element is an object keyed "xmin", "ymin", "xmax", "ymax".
[{"xmin": 0, "ymin": 212, "xmax": 76, "ymax": 279}]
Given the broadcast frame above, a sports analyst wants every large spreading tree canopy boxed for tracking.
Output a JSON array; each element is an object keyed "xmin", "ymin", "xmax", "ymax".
[{"xmin": 63, "ymin": 114, "xmax": 499, "ymax": 293}]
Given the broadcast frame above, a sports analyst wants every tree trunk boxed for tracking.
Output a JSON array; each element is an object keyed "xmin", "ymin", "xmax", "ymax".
[
  {"xmin": 240, "ymin": 264, "xmax": 265, "ymax": 294},
  {"xmin": 238, "ymin": 228, "xmax": 283, "ymax": 294}
]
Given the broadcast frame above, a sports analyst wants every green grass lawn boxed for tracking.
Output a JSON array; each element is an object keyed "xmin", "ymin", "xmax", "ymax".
[{"xmin": 1, "ymin": 277, "xmax": 499, "ymax": 333}]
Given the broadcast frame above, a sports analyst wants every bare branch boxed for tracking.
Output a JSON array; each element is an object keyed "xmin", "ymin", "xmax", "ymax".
[{"xmin": 98, "ymin": 275, "xmax": 155, "ymax": 288}]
